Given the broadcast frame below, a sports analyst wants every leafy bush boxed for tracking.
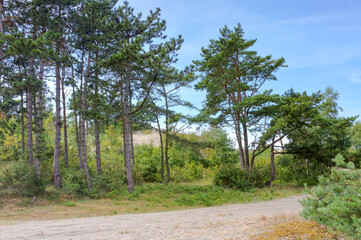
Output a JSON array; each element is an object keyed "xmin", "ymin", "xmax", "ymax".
[
  {"xmin": 276, "ymin": 155, "xmax": 329, "ymax": 185},
  {"xmin": 0, "ymin": 118, "xmax": 21, "ymax": 162},
  {"xmin": 93, "ymin": 166, "xmax": 125, "ymax": 194},
  {"xmin": 213, "ymin": 165, "xmax": 269, "ymax": 191},
  {"xmin": 200, "ymin": 127, "xmax": 239, "ymax": 167},
  {"xmin": 0, "ymin": 160, "xmax": 45, "ymax": 196},
  {"xmin": 134, "ymin": 145, "xmax": 161, "ymax": 182},
  {"xmin": 62, "ymin": 168, "xmax": 89, "ymax": 195},
  {"xmin": 171, "ymin": 162, "xmax": 205, "ymax": 182},
  {"xmin": 300, "ymin": 154, "xmax": 361, "ymax": 239}
]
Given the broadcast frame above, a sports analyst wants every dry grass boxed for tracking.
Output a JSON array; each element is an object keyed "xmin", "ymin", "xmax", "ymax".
[
  {"xmin": 0, "ymin": 195, "xmax": 192, "ymax": 226},
  {"xmin": 249, "ymin": 214, "xmax": 345, "ymax": 240},
  {"xmin": 132, "ymin": 130, "xmax": 160, "ymax": 146}
]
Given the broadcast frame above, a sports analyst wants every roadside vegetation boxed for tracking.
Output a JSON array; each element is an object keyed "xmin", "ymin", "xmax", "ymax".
[{"xmin": 0, "ymin": 181, "xmax": 303, "ymax": 225}]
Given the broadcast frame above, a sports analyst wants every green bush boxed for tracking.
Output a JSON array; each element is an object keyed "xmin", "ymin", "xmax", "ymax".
[
  {"xmin": 213, "ymin": 165, "xmax": 269, "ymax": 191},
  {"xmin": 0, "ymin": 160, "xmax": 45, "ymax": 196},
  {"xmin": 62, "ymin": 168, "xmax": 89, "ymax": 195},
  {"xmin": 94, "ymin": 169, "xmax": 125, "ymax": 194},
  {"xmin": 276, "ymin": 154, "xmax": 329, "ymax": 185},
  {"xmin": 171, "ymin": 162, "xmax": 205, "ymax": 182},
  {"xmin": 0, "ymin": 118, "xmax": 22, "ymax": 162},
  {"xmin": 300, "ymin": 154, "xmax": 361, "ymax": 239},
  {"xmin": 134, "ymin": 145, "xmax": 161, "ymax": 182}
]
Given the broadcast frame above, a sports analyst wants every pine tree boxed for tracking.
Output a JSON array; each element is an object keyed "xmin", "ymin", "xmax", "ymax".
[
  {"xmin": 105, "ymin": 2, "xmax": 183, "ymax": 191},
  {"xmin": 149, "ymin": 67, "xmax": 195, "ymax": 182},
  {"xmin": 195, "ymin": 24, "xmax": 285, "ymax": 169}
]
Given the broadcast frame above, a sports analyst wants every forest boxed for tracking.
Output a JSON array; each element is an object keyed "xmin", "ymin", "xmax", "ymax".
[{"xmin": 0, "ymin": 1, "xmax": 360, "ymax": 239}]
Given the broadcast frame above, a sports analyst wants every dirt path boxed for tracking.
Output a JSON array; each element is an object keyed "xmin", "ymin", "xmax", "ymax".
[{"xmin": 0, "ymin": 195, "xmax": 305, "ymax": 240}]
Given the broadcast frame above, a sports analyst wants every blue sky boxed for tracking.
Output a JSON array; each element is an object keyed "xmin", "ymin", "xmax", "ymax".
[{"xmin": 126, "ymin": 0, "xmax": 361, "ymax": 120}]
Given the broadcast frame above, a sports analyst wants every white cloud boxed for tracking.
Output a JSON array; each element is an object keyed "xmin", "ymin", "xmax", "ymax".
[
  {"xmin": 275, "ymin": 12, "xmax": 360, "ymax": 25},
  {"xmin": 350, "ymin": 72, "xmax": 361, "ymax": 84}
]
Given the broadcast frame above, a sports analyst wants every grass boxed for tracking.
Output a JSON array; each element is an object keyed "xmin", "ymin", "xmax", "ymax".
[{"xmin": 0, "ymin": 181, "xmax": 303, "ymax": 225}]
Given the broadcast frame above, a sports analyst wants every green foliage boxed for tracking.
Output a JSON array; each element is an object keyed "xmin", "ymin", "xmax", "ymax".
[
  {"xmin": 171, "ymin": 162, "xmax": 205, "ymax": 182},
  {"xmin": 134, "ymin": 142, "xmax": 209, "ymax": 183},
  {"xmin": 62, "ymin": 169, "xmax": 90, "ymax": 195},
  {"xmin": 213, "ymin": 165, "xmax": 270, "ymax": 191},
  {"xmin": 131, "ymin": 182, "xmax": 294, "ymax": 208},
  {"xmin": 345, "ymin": 151, "xmax": 361, "ymax": 169},
  {"xmin": 0, "ymin": 118, "xmax": 21, "ymax": 162},
  {"xmin": 276, "ymin": 155, "xmax": 329, "ymax": 185},
  {"xmin": 0, "ymin": 160, "xmax": 45, "ymax": 196},
  {"xmin": 300, "ymin": 154, "xmax": 361, "ymax": 239},
  {"xmin": 351, "ymin": 121, "xmax": 361, "ymax": 151},
  {"xmin": 134, "ymin": 145, "xmax": 161, "ymax": 182},
  {"xmin": 349, "ymin": 122, "xmax": 361, "ymax": 168},
  {"xmin": 200, "ymin": 127, "xmax": 238, "ymax": 166},
  {"xmin": 286, "ymin": 88, "xmax": 355, "ymax": 168}
]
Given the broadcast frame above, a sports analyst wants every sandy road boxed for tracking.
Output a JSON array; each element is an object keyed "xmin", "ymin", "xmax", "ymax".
[{"xmin": 0, "ymin": 195, "xmax": 305, "ymax": 240}]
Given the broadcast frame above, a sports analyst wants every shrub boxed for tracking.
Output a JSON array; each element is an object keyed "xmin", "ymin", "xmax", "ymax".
[
  {"xmin": 62, "ymin": 168, "xmax": 89, "ymax": 195},
  {"xmin": 134, "ymin": 145, "xmax": 160, "ymax": 182},
  {"xmin": 0, "ymin": 118, "xmax": 21, "ymax": 162},
  {"xmin": 0, "ymin": 160, "xmax": 45, "ymax": 196},
  {"xmin": 275, "ymin": 155, "xmax": 296, "ymax": 183},
  {"xmin": 213, "ymin": 165, "xmax": 269, "ymax": 191},
  {"xmin": 300, "ymin": 154, "xmax": 361, "ymax": 239},
  {"xmin": 276, "ymin": 155, "xmax": 329, "ymax": 185},
  {"xmin": 171, "ymin": 162, "xmax": 205, "ymax": 182}
]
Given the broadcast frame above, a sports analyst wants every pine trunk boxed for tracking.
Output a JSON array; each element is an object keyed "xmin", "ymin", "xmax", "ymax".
[
  {"xmin": 155, "ymin": 111, "xmax": 164, "ymax": 181},
  {"xmin": 21, "ymin": 92, "xmax": 25, "ymax": 155},
  {"xmin": 33, "ymin": 60, "xmax": 45, "ymax": 179},
  {"xmin": 242, "ymin": 123, "xmax": 250, "ymax": 168},
  {"xmin": 94, "ymin": 60, "xmax": 102, "ymax": 175},
  {"xmin": 130, "ymin": 120, "xmax": 135, "ymax": 167},
  {"xmin": 27, "ymin": 57, "xmax": 34, "ymax": 165},
  {"xmin": 120, "ymin": 77, "xmax": 126, "ymax": 169},
  {"xmin": 81, "ymin": 53, "xmax": 92, "ymax": 192},
  {"xmin": 95, "ymin": 118, "xmax": 102, "ymax": 175},
  {"xmin": 163, "ymin": 86, "xmax": 171, "ymax": 183},
  {"xmin": 129, "ymin": 89, "xmax": 135, "ymax": 166},
  {"xmin": 234, "ymin": 116, "xmax": 245, "ymax": 169},
  {"xmin": 53, "ymin": 60, "xmax": 62, "ymax": 189},
  {"xmin": 72, "ymin": 66, "xmax": 83, "ymax": 169},
  {"xmin": 61, "ymin": 67, "xmax": 69, "ymax": 168},
  {"xmin": 123, "ymin": 64, "xmax": 134, "ymax": 192},
  {"xmin": 265, "ymin": 137, "xmax": 275, "ymax": 186}
]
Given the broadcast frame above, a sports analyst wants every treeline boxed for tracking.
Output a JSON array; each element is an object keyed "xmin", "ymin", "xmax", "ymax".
[
  {"xmin": 0, "ymin": 0, "xmax": 359, "ymax": 194},
  {"xmin": 0, "ymin": 0, "xmax": 193, "ymax": 193}
]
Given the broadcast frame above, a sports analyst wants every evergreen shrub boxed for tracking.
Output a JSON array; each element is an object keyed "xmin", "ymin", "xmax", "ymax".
[{"xmin": 300, "ymin": 154, "xmax": 361, "ymax": 239}]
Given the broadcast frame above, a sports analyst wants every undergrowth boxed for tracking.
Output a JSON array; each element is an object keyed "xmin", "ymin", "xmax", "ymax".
[{"xmin": 0, "ymin": 182, "xmax": 304, "ymax": 224}]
